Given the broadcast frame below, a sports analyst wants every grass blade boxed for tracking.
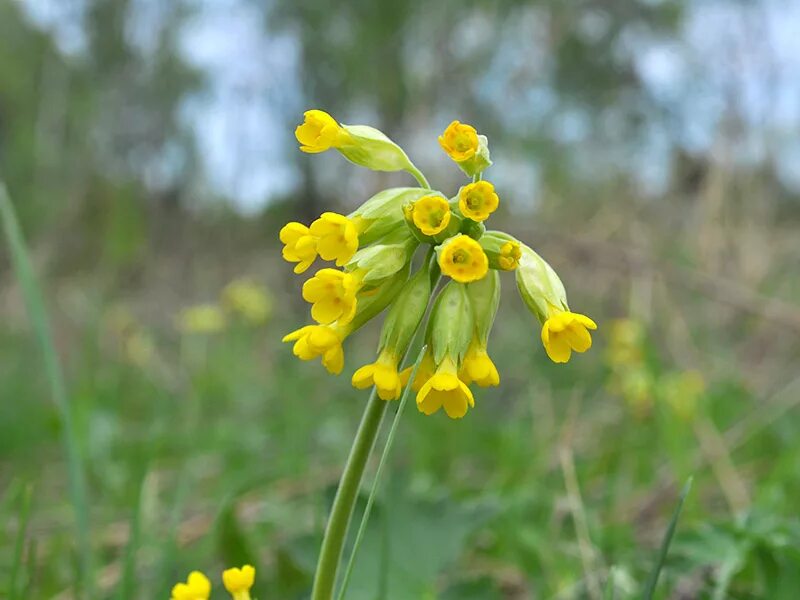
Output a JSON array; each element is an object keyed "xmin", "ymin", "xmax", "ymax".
[
  {"xmin": 116, "ymin": 469, "xmax": 147, "ymax": 600},
  {"xmin": 8, "ymin": 484, "xmax": 33, "ymax": 600},
  {"xmin": 604, "ymin": 566, "xmax": 616, "ymax": 600},
  {"xmin": 0, "ymin": 182, "xmax": 94, "ymax": 596},
  {"xmin": 643, "ymin": 477, "xmax": 693, "ymax": 600},
  {"xmin": 335, "ymin": 345, "xmax": 428, "ymax": 600}
]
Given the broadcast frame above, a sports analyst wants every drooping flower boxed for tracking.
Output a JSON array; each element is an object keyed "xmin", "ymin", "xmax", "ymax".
[
  {"xmin": 352, "ymin": 350, "xmax": 404, "ymax": 400},
  {"xmin": 417, "ymin": 356, "xmax": 475, "ymax": 419},
  {"xmin": 282, "ymin": 324, "xmax": 347, "ymax": 374},
  {"xmin": 438, "ymin": 120, "xmax": 479, "ymax": 162},
  {"xmin": 437, "ymin": 234, "xmax": 489, "ymax": 283},
  {"xmin": 171, "ymin": 571, "xmax": 211, "ymax": 600},
  {"xmin": 302, "ymin": 268, "xmax": 361, "ymax": 325},
  {"xmin": 541, "ymin": 308, "xmax": 597, "ymax": 363},
  {"xmin": 310, "ymin": 212, "xmax": 360, "ymax": 266},
  {"xmin": 458, "ymin": 180, "xmax": 499, "ymax": 222},
  {"xmin": 280, "ymin": 222, "xmax": 318, "ymax": 274},
  {"xmin": 222, "ymin": 565, "xmax": 256, "ymax": 600},
  {"xmin": 295, "ymin": 110, "xmax": 349, "ymax": 153},
  {"xmin": 459, "ymin": 339, "xmax": 499, "ymax": 387},
  {"xmin": 409, "ymin": 195, "xmax": 451, "ymax": 236}
]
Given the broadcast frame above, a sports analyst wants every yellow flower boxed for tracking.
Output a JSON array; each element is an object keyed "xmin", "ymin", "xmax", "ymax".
[
  {"xmin": 352, "ymin": 349, "xmax": 404, "ymax": 400},
  {"xmin": 416, "ymin": 356, "xmax": 475, "ymax": 419},
  {"xmin": 541, "ymin": 308, "xmax": 597, "ymax": 363},
  {"xmin": 400, "ymin": 347, "xmax": 436, "ymax": 392},
  {"xmin": 171, "ymin": 571, "xmax": 211, "ymax": 600},
  {"xmin": 438, "ymin": 120, "xmax": 479, "ymax": 162},
  {"xmin": 459, "ymin": 339, "xmax": 499, "ymax": 387},
  {"xmin": 222, "ymin": 279, "xmax": 272, "ymax": 325},
  {"xmin": 310, "ymin": 212, "xmax": 360, "ymax": 266},
  {"xmin": 302, "ymin": 269, "xmax": 361, "ymax": 325},
  {"xmin": 280, "ymin": 222, "xmax": 318, "ymax": 274},
  {"xmin": 458, "ymin": 181, "xmax": 499, "ymax": 222},
  {"xmin": 295, "ymin": 109, "xmax": 348, "ymax": 153},
  {"xmin": 498, "ymin": 241, "xmax": 521, "ymax": 270},
  {"xmin": 283, "ymin": 324, "xmax": 347, "ymax": 374},
  {"xmin": 176, "ymin": 305, "xmax": 226, "ymax": 334},
  {"xmin": 438, "ymin": 234, "xmax": 488, "ymax": 283},
  {"xmin": 409, "ymin": 195, "xmax": 451, "ymax": 236},
  {"xmin": 222, "ymin": 565, "xmax": 255, "ymax": 600}
]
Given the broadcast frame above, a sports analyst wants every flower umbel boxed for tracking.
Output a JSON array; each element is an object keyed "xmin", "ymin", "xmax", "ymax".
[
  {"xmin": 171, "ymin": 571, "xmax": 211, "ymax": 600},
  {"xmin": 541, "ymin": 308, "xmax": 597, "ymax": 363},
  {"xmin": 459, "ymin": 181, "xmax": 499, "ymax": 222},
  {"xmin": 437, "ymin": 234, "xmax": 489, "ymax": 283},
  {"xmin": 410, "ymin": 194, "xmax": 451, "ymax": 236},
  {"xmin": 222, "ymin": 565, "xmax": 256, "ymax": 600}
]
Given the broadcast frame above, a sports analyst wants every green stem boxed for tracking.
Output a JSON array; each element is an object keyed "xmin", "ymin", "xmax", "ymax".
[
  {"xmin": 311, "ymin": 388, "xmax": 388, "ymax": 600},
  {"xmin": 406, "ymin": 164, "xmax": 431, "ymax": 189},
  {"xmin": 336, "ymin": 345, "xmax": 427, "ymax": 600},
  {"xmin": 0, "ymin": 182, "xmax": 94, "ymax": 597}
]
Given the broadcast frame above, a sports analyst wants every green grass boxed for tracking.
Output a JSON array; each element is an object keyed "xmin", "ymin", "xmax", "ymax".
[{"xmin": 1, "ymin": 206, "xmax": 800, "ymax": 598}]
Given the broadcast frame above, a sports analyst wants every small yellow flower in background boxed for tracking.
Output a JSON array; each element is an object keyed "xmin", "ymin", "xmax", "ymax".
[
  {"xmin": 171, "ymin": 571, "xmax": 211, "ymax": 600},
  {"xmin": 280, "ymin": 222, "xmax": 318, "ymax": 274},
  {"xmin": 437, "ymin": 234, "xmax": 489, "ymax": 283},
  {"xmin": 661, "ymin": 370, "xmax": 705, "ymax": 422},
  {"xmin": 310, "ymin": 212, "xmax": 360, "ymax": 266},
  {"xmin": 459, "ymin": 339, "xmax": 500, "ymax": 387},
  {"xmin": 302, "ymin": 269, "xmax": 361, "ymax": 325},
  {"xmin": 352, "ymin": 350, "xmax": 404, "ymax": 400},
  {"xmin": 459, "ymin": 181, "xmax": 499, "ymax": 222},
  {"xmin": 438, "ymin": 120, "xmax": 479, "ymax": 162},
  {"xmin": 222, "ymin": 564, "xmax": 256, "ymax": 600},
  {"xmin": 222, "ymin": 279, "xmax": 272, "ymax": 325},
  {"xmin": 177, "ymin": 304, "xmax": 226, "ymax": 334},
  {"xmin": 541, "ymin": 308, "xmax": 597, "ymax": 363},
  {"xmin": 409, "ymin": 194, "xmax": 451, "ymax": 236},
  {"xmin": 295, "ymin": 109, "xmax": 349, "ymax": 153},
  {"xmin": 416, "ymin": 356, "xmax": 475, "ymax": 419},
  {"xmin": 283, "ymin": 324, "xmax": 348, "ymax": 374},
  {"xmin": 606, "ymin": 318, "xmax": 646, "ymax": 367}
]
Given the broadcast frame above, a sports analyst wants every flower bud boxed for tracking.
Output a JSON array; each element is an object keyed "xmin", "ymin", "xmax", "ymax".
[
  {"xmin": 480, "ymin": 231, "xmax": 522, "ymax": 271},
  {"xmin": 465, "ymin": 270, "xmax": 500, "ymax": 345},
  {"xmin": 347, "ymin": 227, "xmax": 419, "ymax": 284},
  {"xmin": 429, "ymin": 282, "xmax": 473, "ymax": 367},
  {"xmin": 350, "ymin": 188, "xmax": 428, "ymax": 246}
]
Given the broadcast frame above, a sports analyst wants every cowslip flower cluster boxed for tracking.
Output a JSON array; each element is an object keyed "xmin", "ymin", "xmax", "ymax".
[
  {"xmin": 171, "ymin": 565, "xmax": 255, "ymax": 600},
  {"xmin": 282, "ymin": 112, "xmax": 597, "ymax": 419}
]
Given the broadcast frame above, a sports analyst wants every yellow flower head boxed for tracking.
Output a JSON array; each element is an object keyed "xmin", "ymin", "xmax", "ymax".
[
  {"xmin": 438, "ymin": 234, "xmax": 489, "ymax": 283},
  {"xmin": 280, "ymin": 222, "xmax": 318, "ymax": 274},
  {"xmin": 222, "ymin": 279, "xmax": 272, "ymax": 325},
  {"xmin": 302, "ymin": 268, "xmax": 361, "ymax": 325},
  {"xmin": 459, "ymin": 339, "xmax": 500, "ymax": 387},
  {"xmin": 310, "ymin": 212, "xmax": 359, "ymax": 266},
  {"xmin": 176, "ymin": 305, "xmax": 226, "ymax": 334},
  {"xmin": 438, "ymin": 120, "xmax": 479, "ymax": 162},
  {"xmin": 283, "ymin": 324, "xmax": 346, "ymax": 374},
  {"xmin": 410, "ymin": 195, "xmax": 451, "ymax": 236},
  {"xmin": 222, "ymin": 565, "xmax": 255, "ymax": 600},
  {"xmin": 541, "ymin": 308, "xmax": 597, "ymax": 363},
  {"xmin": 295, "ymin": 109, "xmax": 348, "ymax": 153},
  {"xmin": 416, "ymin": 356, "xmax": 475, "ymax": 419},
  {"xmin": 498, "ymin": 241, "xmax": 521, "ymax": 271},
  {"xmin": 458, "ymin": 181, "xmax": 499, "ymax": 222},
  {"xmin": 171, "ymin": 571, "xmax": 211, "ymax": 600},
  {"xmin": 352, "ymin": 349, "xmax": 403, "ymax": 400}
]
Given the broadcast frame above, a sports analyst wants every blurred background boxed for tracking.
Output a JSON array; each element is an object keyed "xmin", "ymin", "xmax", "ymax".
[{"xmin": 2, "ymin": 0, "xmax": 800, "ymax": 598}]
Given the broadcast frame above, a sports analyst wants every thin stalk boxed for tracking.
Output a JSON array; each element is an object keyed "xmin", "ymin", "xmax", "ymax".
[
  {"xmin": 643, "ymin": 477, "xmax": 692, "ymax": 600},
  {"xmin": 335, "ymin": 345, "xmax": 428, "ymax": 600},
  {"xmin": 8, "ymin": 484, "xmax": 33, "ymax": 600},
  {"xmin": 406, "ymin": 164, "xmax": 431, "ymax": 189},
  {"xmin": 310, "ymin": 387, "xmax": 388, "ymax": 600},
  {"xmin": 0, "ymin": 182, "xmax": 93, "ymax": 596}
]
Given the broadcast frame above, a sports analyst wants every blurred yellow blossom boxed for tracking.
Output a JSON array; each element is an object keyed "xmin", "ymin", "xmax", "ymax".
[
  {"xmin": 661, "ymin": 370, "xmax": 705, "ymax": 421},
  {"xmin": 222, "ymin": 564, "xmax": 256, "ymax": 600},
  {"xmin": 171, "ymin": 571, "xmax": 211, "ymax": 600},
  {"xmin": 176, "ymin": 304, "xmax": 226, "ymax": 334},
  {"xmin": 221, "ymin": 279, "xmax": 272, "ymax": 325}
]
